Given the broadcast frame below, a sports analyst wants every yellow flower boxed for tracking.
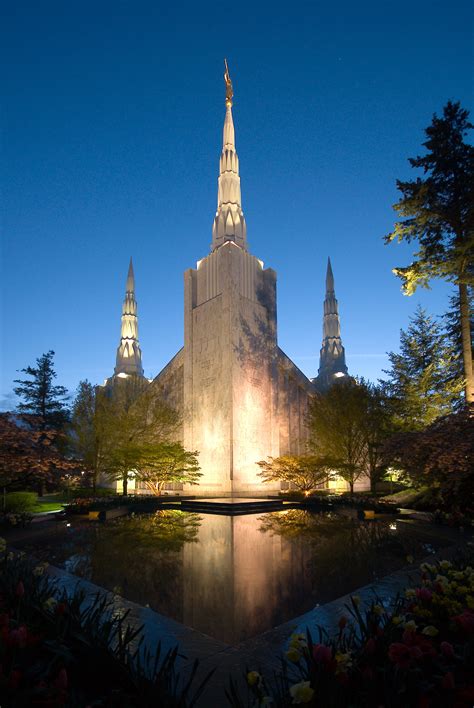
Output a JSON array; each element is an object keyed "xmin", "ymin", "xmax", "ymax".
[
  {"xmin": 33, "ymin": 562, "xmax": 49, "ymax": 576},
  {"xmin": 403, "ymin": 620, "xmax": 417, "ymax": 632},
  {"xmin": 373, "ymin": 604, "xmax": 385, "ymax": 616},
  {"xmin": 43, "ymin": 597, "xmax": 58, "ymax": 612},
  {"xmin": 247, "ymin": 671, "xmax": 261, "ymax": 686},
  {"xmin": 289, "ymin": 681, "xmax": 314, "ymax": 704},
  {"xmin": 420, "ymin": 563, "xmax": 435, "ymax": 574},
  {"xmin": 406, "ymin": 555, "xmax": 414, "ymax": 564},
  {"xmin": 439, "ymin": 560, "xmax": 452, "ymax": 571},
  {"xmin": 286, "ymin": 647, "xmax": 301, "ymax": 663},
  {"xmin": 392, "ymin": 615, "xmax": 403, "ymax": 625},
  {"xmin": 335, "ymin": 652, "xmax": 353, "ymax": 674},
  {"xmin": 405, "ymin": 589, "xmax": 416, "ymax": 599},
  {"xmin": 290, "ymin": 633, "xmax": 308, "ymax": 649}
]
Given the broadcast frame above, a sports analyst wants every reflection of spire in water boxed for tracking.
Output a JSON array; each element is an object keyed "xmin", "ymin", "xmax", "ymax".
[{"xmin": 85, "ymin": 510, "xmax": 422, "ymax": 644}]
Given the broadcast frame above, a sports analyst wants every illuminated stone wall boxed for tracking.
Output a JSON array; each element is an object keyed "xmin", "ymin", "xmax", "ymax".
[{"xmin": 182, "ymin": 241, "xmax": 281, "ymax": 494}]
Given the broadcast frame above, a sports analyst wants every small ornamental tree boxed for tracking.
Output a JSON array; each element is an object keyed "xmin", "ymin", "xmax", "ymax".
[
  {"xmin": 257, "ymin": 455, "xmax": 333, "ymax": 494},
  {"xmin": 0, "ymin": 413, "xmax": 77, "ymax": 503},
  {"xmin": 96, "ymin": 377, "xmax": 187, "ymax": 495},
  {"xmin": 384, "ymin": 101, "xmax": 474, "ymax": 405},
  {"xmin": 134, "ymin": 443, "xmax": 201, "ymax": 495},
  {"xmin": 307, "ymin": 380, "xmax": 370, "ymax": 493}
]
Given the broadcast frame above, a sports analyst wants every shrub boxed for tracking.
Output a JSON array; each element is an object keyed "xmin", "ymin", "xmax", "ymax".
[{"xmin": 4, "ymin": 491, "xmax": 38, "ymax": 513}]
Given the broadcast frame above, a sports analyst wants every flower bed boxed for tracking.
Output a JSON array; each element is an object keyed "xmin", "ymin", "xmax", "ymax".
[
  {"xmin": 0, "ymin": 539, "xmax": 208, "ymax": 707},
  {"xmin": 232, "ymin": 555, "xmax": 474, "ymax": 707}
]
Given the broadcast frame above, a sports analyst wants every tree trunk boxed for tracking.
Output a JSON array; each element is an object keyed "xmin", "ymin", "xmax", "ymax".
[
  {"xmin": 459, "ymin": 283, "xmax": 474, "ymax": 406},
  {"xmin": 122, "ymin": 474, "xmax": 128, "ymax": 496},
  {"xmin": 349, "ymin": 481, "xmax": 354, "ymax": 494}
]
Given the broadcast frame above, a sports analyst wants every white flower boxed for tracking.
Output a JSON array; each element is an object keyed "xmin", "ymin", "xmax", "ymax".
[
  {"xmin": 289, "ymin": 681, "xmax": 314, "ymax": 704},
  {"xmin": 422, "ymin": 625, "xmax": 439, "ymax": 637}
]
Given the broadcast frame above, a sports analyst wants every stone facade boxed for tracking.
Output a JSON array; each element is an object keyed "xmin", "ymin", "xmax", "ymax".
[{"xmin": 108, "ymin": 67, "xmax": 370, "ymax": 495}]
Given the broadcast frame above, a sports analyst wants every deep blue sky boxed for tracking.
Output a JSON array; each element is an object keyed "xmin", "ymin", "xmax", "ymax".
[{"xmin": 1, "ymin": 0, "xmax": 473, "ymax": 408}]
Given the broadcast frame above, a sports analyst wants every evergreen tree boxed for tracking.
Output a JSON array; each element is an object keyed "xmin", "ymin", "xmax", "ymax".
[
  {"xmin": 443, "ymin": 288, "xmax": 474, "ymax": 390},
  {"xmin": 385, "ymin": 101, "xmax": 474, "ymax": 405},
  {"xmin": 14, "ymin": 351, "xmax": 69, "ymax": 429},
  {"xmin": 381, "ymin": 306, "xmax": 462, "ymax": 430},
  {"xmin": 70, "ymin": 380, "xmax": 101, "ymax": 492}
]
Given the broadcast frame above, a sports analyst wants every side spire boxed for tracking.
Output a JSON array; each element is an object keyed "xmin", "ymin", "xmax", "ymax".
[
  {"xmin": 314, "ymin": 258, "xmax": 348, "ymax": 390},
  {"xmin": 211, "ymin": 59, "xmax": 247, "ymax": 252},
  {"xmin": 114, "ymin": 258, "xmax": 144, "ymax": 377}
]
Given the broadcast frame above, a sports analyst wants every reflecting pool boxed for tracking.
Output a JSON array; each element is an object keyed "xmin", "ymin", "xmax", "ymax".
[{"xmin": 18, "ymin": 508, "xmax": 451, "ymax": 643}]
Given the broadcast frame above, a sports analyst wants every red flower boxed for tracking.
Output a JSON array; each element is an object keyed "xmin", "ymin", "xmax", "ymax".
[
  {"xmin": 53, "ymin": 668, "xmax": 68, "ymax": 691},
  {"xmin": 312, "ymin": 643, "xmax": 332, "ymax": 665},
  {"xmin": 452, "ymin": 610, "xmax": 474, "ymax": 635},
  {"xmin": 8, "ymin": 669, "xmax": 21, "ymax": 689},
  {"xmin": 338, "ymin": 616, "xmax": 348, "ymax": 630},
  {"xmin": 55, "ymin": 602, "xmax": 67, "ymax": 616},
  {"xmin": 9, "ymin": 624, "xmax": 28, "ymax": 648},
  {"xmin": 440, "ymin": 641, "xmax": 455, "ymax": 658},
  {"xmin": 416, "ymin": 587, "xmax": 433, "ymax": 602},
  {"xmin": 365, "ymin": 638, "xmax": 376, "ymax": 655},
  {"xmin": 388, "ymin": 642, "xmax": 412, "ymax": 669},
  {"xmin": 441, "ymin": 672, "xmax": 455, "ymax": 690},
  {"xmin": 15, "ymin": 581, "xmax": 25, "ymax": 598}
]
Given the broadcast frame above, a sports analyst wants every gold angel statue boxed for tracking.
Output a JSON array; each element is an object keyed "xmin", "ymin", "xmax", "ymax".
[{"xmin": 224, "ymin": 58, "xmax": 233, "ymax": 106}]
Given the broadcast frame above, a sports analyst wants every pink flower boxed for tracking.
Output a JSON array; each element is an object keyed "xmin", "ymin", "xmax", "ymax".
[{"xmin": 440, "ymin": 641, "xmax": 454, "ymax": 657}]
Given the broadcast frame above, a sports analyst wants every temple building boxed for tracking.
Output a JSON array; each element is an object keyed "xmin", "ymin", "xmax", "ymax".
[{"xmin": 107, "ymin": 64, "xmax": 366, "ymax": 495}]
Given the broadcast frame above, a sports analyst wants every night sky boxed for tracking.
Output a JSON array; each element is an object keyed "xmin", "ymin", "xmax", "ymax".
[{"xmin": 1, "ymin": 0, "xmax": 473, "ymax": 408}]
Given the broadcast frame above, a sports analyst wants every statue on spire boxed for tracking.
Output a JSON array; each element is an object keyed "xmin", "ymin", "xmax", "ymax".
[{"xmin": 224, "ymin": 58, "xmax": 233, "ymax": 107}]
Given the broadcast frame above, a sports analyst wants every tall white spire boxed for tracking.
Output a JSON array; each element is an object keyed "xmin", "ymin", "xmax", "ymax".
[
  {"xmin": 211, "ymin": 59, "xmax": 247, "ymax": 252},
  {"xmin": 314, "ymin": 258, "xmax": 348, "ymax": 390},
  {"xmin": 114, "ymin": 258, "xmax": 144, "ymax": 377}
]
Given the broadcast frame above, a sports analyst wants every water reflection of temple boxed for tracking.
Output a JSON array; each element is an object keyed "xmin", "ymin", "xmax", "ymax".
[{"xmin": 182, "ymin": 513, "xmax": 312, "ymax": 643}]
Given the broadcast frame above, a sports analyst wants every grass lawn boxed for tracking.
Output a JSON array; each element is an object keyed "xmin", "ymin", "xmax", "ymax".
[{"xmin": 32, "ymin": 501, "xmax": 64, "ymax": 513}]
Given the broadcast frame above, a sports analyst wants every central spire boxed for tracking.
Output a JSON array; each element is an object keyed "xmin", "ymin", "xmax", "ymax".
[
  {"xmin": 114, "ymin": 258, "xmax": 144, "ymax": 378},
  {"xmin": 211, "ymin": 59, "xmax": 247, "ymax": 252}
]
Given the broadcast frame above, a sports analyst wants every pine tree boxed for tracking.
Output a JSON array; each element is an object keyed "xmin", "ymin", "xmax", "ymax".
[
  {"xmin": 381, "ymin": 306, "xmax": 462, "ymax": 430},
  {"xmin": 385, "ymin": 101, "xmax": 474, "ymax": 405},
  {"xmin": 14, "ymin": 351, "xmax": 69, "ymax": 430},
  {"xmin": 443, "ymin": 288, "xmax": 474, "ymax": 390}
]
